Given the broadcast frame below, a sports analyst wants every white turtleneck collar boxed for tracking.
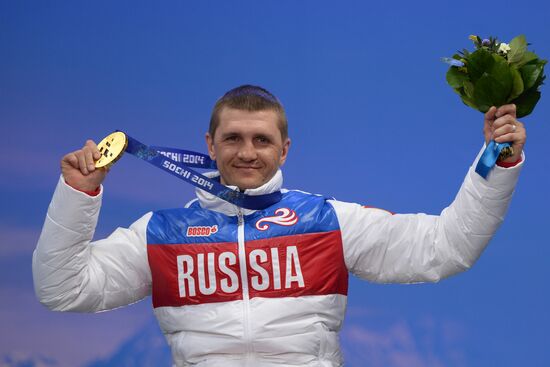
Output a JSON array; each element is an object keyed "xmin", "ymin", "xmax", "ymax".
[{"xmin": 195, "ymin": 169, "xmax": 284, "ymax": 216}]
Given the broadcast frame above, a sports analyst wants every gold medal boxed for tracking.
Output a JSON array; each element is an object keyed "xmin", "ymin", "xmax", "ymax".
[{"xmin": 95, "ymin": 131, "xmax": 128, "ymax": 168}]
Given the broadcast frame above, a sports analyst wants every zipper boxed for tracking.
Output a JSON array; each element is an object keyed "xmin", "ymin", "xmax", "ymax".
[{"xmin": 236, "ymin": 208, "xmax": 253, "ymax": 363}]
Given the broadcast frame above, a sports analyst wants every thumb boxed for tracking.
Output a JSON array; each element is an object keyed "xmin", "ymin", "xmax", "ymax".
[{"xmin": 483, "ymin": 106, "xmax": 497, "ymax": 144}]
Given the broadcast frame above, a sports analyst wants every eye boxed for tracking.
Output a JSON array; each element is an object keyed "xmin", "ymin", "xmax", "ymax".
[
  {"xmin": 224, "ymin": 135, "xmax": 239, "ymax": 142},
  {"xmin": 255, "ymin": 136, "xmax": 270, "ymax": 144}
]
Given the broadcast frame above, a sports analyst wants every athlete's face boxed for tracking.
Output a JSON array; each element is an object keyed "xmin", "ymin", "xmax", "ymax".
[{"xmin": 206, "ymin": 107, "xmax": 290, "ymax": 191}]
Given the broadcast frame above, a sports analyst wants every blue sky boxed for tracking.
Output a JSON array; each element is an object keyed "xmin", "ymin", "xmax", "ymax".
[{"xmin": 1, "ymin": 1, "xmax": 550, "ymax": 366}]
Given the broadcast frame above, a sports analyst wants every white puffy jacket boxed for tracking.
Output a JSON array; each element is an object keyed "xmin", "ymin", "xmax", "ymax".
[{"xmin": 33, "ymin": 147, "xmax": 523, "ymax": 366}]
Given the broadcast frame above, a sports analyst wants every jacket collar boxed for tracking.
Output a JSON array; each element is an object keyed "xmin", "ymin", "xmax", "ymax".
[{"xmin": 195, "ymin": 170, "xmax": 283, "ymax": 216}]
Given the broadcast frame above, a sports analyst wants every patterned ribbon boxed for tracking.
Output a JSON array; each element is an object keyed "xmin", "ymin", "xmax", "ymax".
[{"xmin": 123, "ymin": 133, "xmax": 282, "ymax": 210}]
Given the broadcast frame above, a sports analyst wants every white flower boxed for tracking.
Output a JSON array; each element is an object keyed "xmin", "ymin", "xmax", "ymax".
[{"xmin": 498, "ymin": 42, "xmax": 511, "ymax": 54}]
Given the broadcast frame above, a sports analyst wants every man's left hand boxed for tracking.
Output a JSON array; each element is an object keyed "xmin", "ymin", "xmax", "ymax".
[{"xmin": 483, "ymin": 104, "xmax": 527, "ymax": 164}]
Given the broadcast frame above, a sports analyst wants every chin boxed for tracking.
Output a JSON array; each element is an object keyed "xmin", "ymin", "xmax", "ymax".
[
  {"xmin": 235, "ymin": 179, "xmax": 266, "ymax": 191},
  {"xmin": 221, "ymin": 171, "xmax": 269, "ymax": 190},
  {"xmin": 237, "ymin": 183, "xmax": 262, "ymax": 191}
]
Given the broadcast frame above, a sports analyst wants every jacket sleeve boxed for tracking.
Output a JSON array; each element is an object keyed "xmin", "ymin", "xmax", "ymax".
[
  {"xmin": 32, "ymin": 176, "xmax": 153, "ymax": 312},
  {"xmin": 328, "ymin": 147, "xmax": 524, "ymax": 283}
]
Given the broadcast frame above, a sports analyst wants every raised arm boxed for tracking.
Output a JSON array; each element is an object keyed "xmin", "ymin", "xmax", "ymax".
[
  {"xmin": 32, "ymin": 140, "xmax": 152, "ymax": 312},
  {"xmin": 330, "ymin": 104, "xmax": 525, "ymax": 283}
]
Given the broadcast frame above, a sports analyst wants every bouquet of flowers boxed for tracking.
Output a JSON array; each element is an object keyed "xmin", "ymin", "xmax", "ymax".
[
  {"xmin": 443, "ymin": 35, "xmax": 546, "ymax": 118},
  {"xmin": 443, "ymin": 35, "xmax": 546, "ymax": 178}
]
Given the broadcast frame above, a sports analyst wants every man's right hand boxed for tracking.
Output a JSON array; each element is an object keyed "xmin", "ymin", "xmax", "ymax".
[{"xmin": 61, "ymin": 140, "xmax": 108, "ymax": 192}]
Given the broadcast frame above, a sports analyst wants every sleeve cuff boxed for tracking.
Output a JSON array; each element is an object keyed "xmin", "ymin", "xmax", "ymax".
[
  {"xmin": 496, "ymin": 156, "xmax": 523, "ymax": 168},
  {"xmin": 65, "ymin": 180, "xmax": 101, "ymax": 197}
]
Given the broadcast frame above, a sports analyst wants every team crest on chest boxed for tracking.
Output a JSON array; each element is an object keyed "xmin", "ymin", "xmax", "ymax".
[{"xmin": 255, "ymin": 208, "xmax": 298, "ymax": 231}]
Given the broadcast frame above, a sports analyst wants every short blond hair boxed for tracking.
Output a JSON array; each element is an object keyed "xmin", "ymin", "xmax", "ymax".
[{"xmin": 209, "ymin": 85, "xmax": 288, "ymax": 140}]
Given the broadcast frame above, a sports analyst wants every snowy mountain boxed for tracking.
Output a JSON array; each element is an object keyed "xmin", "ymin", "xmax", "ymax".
[
  {"xmin": 85, "ymin": 320, "xmax": 171, "ymax": 367},
  {"xmin": 1, "ymin": 352, "xmax": 58, "ymax": 367},
  {"xmin": 84, "ymin": 314, "xmax": 467, "ymax": 367}
]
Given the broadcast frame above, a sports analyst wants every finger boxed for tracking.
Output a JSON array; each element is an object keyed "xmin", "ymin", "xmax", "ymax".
[
  {"xmin": 495, "ymin": 132, "xmax": 522, "ymax": 144},
  {"xmin": 84, "ymin": 139, "xmax": 99, "ymax": 156},
  {"xmin": 493, "ymin": 114, "xmax": 518, "ymax": 130},
  {"xmin": 77, "ymin": 151, "xmax": 89, "ymax": 175},
  {"xmin": 516, "ymin": 120, "xmax": 525, "ymax": 131},
  {"xmin": 84, "ymin": 147, "xmax": 96, "ymax": 172},
  {"xmin": 496, "ymin": 104, "xmax": 517, "ymax": 119},
  {"xmin": 493, "ymin": 123, "xmax": 517, "ymax": 139},
  {"xmin": 484, "ymin": 107, "xmax": 497, "ymax": 142},
  {"xmin": 85, "ymin": 139, "xmax": 98, "ymax": 149},
  {"xmin": 83, "ymin": 139, "xmax": 102, "ymax": 168},
  {"xmin": 484, "ymin": 106, "xmax": 497, "ymax": 124},
  {"xmin": 62, "ymin": 152, "xmax": 79, "ymax": 169},
  {"xmin": 494, "ymin": 125, "xmax": 526, "ymax": 144}
]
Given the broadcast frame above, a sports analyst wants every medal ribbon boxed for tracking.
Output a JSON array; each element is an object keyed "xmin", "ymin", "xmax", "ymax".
[
  {"xmin": 123, "ymin": 134, "xmax": 282, "ymax": 210},
  {"xmin": 149, "ymin": 146, "xmax": 217, "ymax": 169},
  {"xmin": 474, "ymin": 141, "xmax": 511, "ymax": 179}
]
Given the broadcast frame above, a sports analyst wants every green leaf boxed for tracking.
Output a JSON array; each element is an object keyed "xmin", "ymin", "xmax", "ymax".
[
  {"xmin": 473, "ymin": 74, "xmax": 508, "ymax": 111},
  {"xmin": 512, "ymin": 88, "xmax": 541, "ymax": 118},
  {"xmin": 509, "ymin": 67, "xmax": 524, "ymax": 101},
  {"xmin": 533, "ymin": 60, "xmax": 547, "ymax": 87},
  {"xmin": 467, "ymin": 48, "xmax": 494, "ymax": 82},
  {"xmin": 508, "ymin": 35, "xmax": 527, "ymax": 64},
  {"xmin": 456, "ymin": 81, "xmax": 478, "ymax": 110},
  {"xmin": 461, "ymin": 95, "xmax": 479, "ymax": 110},
  {"xmin": 452, "ymin": 87, "xmax": 462, "ymax": 96},
  {"xmin": 463, "ymin": 80, "xmax": 475, "ymax": 99},
  {"xmin": 535, "ymin": 72, "xmax": 546, "ymax": 89},
  {"xmin": 446, "ymin": 67, "xmax": 468, "ymax": 88},
  {"xmin": 489, "ymin": 54, "xmax": 513, "ymax": 97},
  {"xmin": 515, "ymin": 51, "xmax": 539, "ymax": 67},
  {"xmin": 520, "ymin": 64, "xmax": 543, "ymax": 90}
]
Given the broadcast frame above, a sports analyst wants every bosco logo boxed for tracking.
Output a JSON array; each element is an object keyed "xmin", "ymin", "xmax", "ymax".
[{"xmin": 186, "ymin": 225, "xmax": 219, "ymax": 237}]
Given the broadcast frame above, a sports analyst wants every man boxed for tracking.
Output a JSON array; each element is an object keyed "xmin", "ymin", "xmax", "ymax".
[{"xmin": 33, "ymin": 85, "xmax": 526, "ymax": 366}]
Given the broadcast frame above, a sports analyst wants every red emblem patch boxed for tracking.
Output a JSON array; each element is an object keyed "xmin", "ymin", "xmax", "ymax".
[{"xmin": 255, "ymin": 208, "xmax": 298, "ymax": 231}]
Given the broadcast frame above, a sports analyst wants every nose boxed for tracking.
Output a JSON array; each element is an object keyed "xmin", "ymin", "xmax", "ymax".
[{"xmin": 237, "ymin": 140, "xmax": 257, "ymax": 161}]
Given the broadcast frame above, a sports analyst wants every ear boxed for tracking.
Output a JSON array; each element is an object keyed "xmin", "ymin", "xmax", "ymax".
[
  {"xmin": 205, "ymin": 132, "xmax": 216, "ymax": 160},
  {"xmin": 279, "ymin": 138, "xmax": 291, "ymax": 166}
]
